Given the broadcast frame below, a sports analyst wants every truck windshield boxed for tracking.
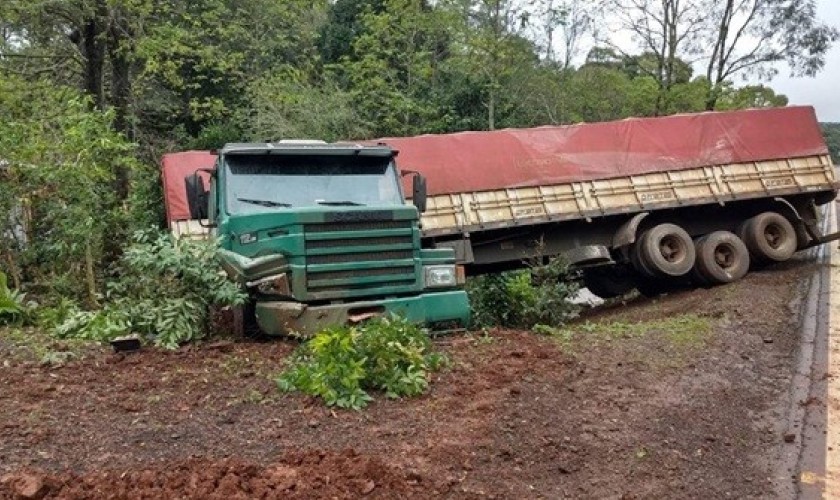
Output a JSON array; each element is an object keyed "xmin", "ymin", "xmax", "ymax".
[{"xmin": 224, "ymin": 154, "xmax": 403, "ymax": 214}]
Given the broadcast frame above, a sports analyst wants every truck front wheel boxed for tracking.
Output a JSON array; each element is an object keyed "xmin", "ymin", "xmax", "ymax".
[
  {"xmin": 738, "ymin": 212, "xmax": 797, "ymax": 264},
  {"xmin": 692, "ymin": 231, "xmax": 750, "ymax": 285}
]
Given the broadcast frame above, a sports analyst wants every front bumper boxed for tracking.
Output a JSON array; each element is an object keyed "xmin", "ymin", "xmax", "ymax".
[{"xmin": 254, "ymin": 290, "xmax": 471, "ymax": 336}]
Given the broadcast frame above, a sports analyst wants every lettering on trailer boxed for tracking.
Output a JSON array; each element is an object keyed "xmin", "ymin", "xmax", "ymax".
[
  {"xmin": 639, "ymin": 191, "xmax": 675, "ymax": 203},
  {"xmin": 764, "ymin": 177, "xmax": 796, "ymax": 188},
  {"xmin": 514, "ymin": 206, "xmax": 546, "ymax": 217}
]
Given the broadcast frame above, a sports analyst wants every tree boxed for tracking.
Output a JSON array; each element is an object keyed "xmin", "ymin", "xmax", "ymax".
[
  {"xmin": 530, "ymin": 0, "xmax": 593, "ymax": 68},
  {"xmin": 714, "ymin": 83, "xmax": 788, "ymax": 110},
  {"xmin": 601, "ymin": 0, "xmax": 838, "ymax": 111},
  {"xmin": 338, "ymin": 0, "xmax": 451, "ymax": 136},
  {"xmin": 131, "ymin": 0, "xmax": 326, "ymax": 137},
  {"xmin": 0, "ymin": 74, "xmax": 137, "ymax": 304},
  {"xmin": 444, "ymin": 0, "xmax": 540, "ymax": 130},
  {"xmin": 243, "ymin": 67, "xmax": 367, "ymax": 141},
  {"xmin": 822, "ymin": 123, "xmax": 840, "ymax": 165},
  {"xmin": 318, "ymin": 0, "xmax": 386, "ymax": 63},
  {"xmin": 602, "ymin": 0, "xmax": 707, "ymax": 114},
  {"xmin": 702, "ymin": 0, "xmax": 838, "ymax": 109}
]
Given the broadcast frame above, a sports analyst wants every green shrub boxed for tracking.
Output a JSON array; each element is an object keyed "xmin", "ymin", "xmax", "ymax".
[
  {"xmin": 54, "ymin": 230, "xmax": 247, "ymax": 349},
  {"xmin": 0, "ymin": 271, "xmax": 30, "ymax": 325},
  {"xmin": 277, "ymin": 316, "xmax": 447, "ymax": 410},
  {"xmin": 526, "ymin": 257, "xmax": 581, "ymax": 328},
  {"xmin": 467, "ymin": 257, "xmax": 579, "ymax": 330}
]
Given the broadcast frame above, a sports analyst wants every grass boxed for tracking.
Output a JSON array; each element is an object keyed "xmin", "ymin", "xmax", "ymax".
[{"xmin": 537, "ymin": 313, "xmax": 713, "ymax": 352}]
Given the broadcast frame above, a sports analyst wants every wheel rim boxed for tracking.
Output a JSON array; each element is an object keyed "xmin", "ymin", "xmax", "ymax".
[
  {"xmin": 713, "ymin": 243, "xmax": 735, "ymax": 269},
  {"xmin": 763, "ymin": 223, "xmax": 784, "ymax": 249},
  {"xmin": 659, "ymin": 235, "xmax": 686, "ymax": 263}
]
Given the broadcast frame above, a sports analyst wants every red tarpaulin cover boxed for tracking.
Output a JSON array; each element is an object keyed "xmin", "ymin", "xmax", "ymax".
[
  {"xmin": 162, "ymin": 106, "xmax": 829, "ymax": 222},
  {"xmin": 375, "ymin": 106, "xmax": 829, "ymax": 196},
  {"xmin": 161, "ymin": 150, "xmax": 216, "ymax": 223}
]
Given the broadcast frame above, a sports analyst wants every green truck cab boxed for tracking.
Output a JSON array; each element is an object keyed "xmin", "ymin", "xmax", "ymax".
[{"xmin": 183, "ymin": 141, "xmax": 470, "ymax": 336}]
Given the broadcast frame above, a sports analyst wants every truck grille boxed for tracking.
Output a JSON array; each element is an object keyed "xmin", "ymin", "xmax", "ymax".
[
  {"xmin": 305, "ymin": 220, "xmax": 409, "ymax": 233},
  {"xmin": 308, "ymin": 250, "xmax": 413, "ymax": 265},
  {"xmin": 303, "ymin": 220, "xmax": 418, "ymax": 299}
]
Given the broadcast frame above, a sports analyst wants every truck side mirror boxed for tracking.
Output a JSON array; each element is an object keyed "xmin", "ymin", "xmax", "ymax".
[
  {"xmin": 185, "ymin": 172, "xmax": 209, "ymax": 220},
  {"xmin": 412, "ymin": 174, "xmax": 428, "ymax": 213}
]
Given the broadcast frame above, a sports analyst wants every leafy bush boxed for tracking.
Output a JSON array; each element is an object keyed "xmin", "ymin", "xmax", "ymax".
[
  {"xmin": 277, "ymin": 316, "xmax": 447, "ymax": 410},
  {"xmin": 0, "ymin": 271, "xmax": 30, "ymax": 325},
  {"xmin": 467, "ymin": 257, "xmax": 579, "ymax": 330},
  {"xmin": 53, "ymin": 307, "xmax": 131, "ymax": 341},
  {"xmin": 54, "ymin": 230, "xmax": 247, "ymax": 349},
  {"xmin": 0, "ymin": 75, "xmax": 138, "ymax": 305}
]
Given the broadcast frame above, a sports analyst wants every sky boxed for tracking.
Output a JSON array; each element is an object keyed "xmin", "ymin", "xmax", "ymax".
[{"xmin": 751, "ymin": 0, "xmax": 840, "ymax": 122}]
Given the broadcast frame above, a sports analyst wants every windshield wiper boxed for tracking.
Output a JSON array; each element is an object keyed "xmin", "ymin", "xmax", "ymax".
[
  {"xmin": 237, "ymin": 198, "xmax": 292, "ymax": 208},
  {"xmin": 316, "ymin": 200, "xmax": 365, "ymax": 206}
]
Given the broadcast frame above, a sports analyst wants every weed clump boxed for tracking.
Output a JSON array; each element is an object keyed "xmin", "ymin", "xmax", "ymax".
[{"xmin": 277, "ymin": 316, "xmax": 447, "ymax": 410}]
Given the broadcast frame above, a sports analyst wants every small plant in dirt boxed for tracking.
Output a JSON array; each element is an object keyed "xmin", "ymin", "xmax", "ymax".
[
  {"xmin": 53, "ymin": 230, "xmax": 247, "ymax": 349},
  {"xmin": 277, "ymin": 316, "xmax": 447, "ymax": 410},
  {"xmin": 467, "ymin": 256, "xmax": 579, "ymax": 330}
]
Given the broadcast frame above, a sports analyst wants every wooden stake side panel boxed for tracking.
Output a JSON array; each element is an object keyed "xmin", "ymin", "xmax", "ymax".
[
  {"xmin": 172, "ymin": 219, "xmax": 211, "ymax": 240},
  {"xmin": 420, "ymin": 155, "xmax": 836, "ymax": 235}
]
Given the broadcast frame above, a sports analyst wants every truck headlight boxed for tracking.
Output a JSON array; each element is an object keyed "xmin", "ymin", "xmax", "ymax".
[
  {"xmin": 424, "ymin": 265, "xmax": 457, "ymax": 288},
  {"xmin": 248, "ymin": 273, "xmax": 291, "ymax": 296}
]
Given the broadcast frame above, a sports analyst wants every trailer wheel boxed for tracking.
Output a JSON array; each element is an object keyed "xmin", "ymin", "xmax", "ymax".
[
  {"xmin": 582, "ymin": 266, "xmax": 635, "ymax": 299},
  {"xmin": 693, "ymin": 231, "xmax": 750, "ymax": 285},
  {"xmin": 739, "ymin": 212, "xmax": 796, "ymax": 264},
  {"xmin": 637, "ymin": 223, "xmax": 695, "ymax": 277},
  {"xmin": 630, "ymin": 234, "xmax": 656, "ymax": 278}
]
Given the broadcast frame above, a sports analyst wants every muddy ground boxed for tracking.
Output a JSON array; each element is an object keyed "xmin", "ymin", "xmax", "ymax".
[{"xmin": 0, "ymin": 256, "xmax": 818, "ymax": 499}]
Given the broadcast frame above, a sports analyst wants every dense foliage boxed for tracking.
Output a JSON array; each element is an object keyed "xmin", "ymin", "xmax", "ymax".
[
  {"xmin": 0, "ymin": 75, "xmax": 138, "ymax": 305},
  {"xmin": 823, "ymin": 124, "xmax": 840, "ymax": 164},
  {"xmin": 277, "ymin": 316, "xmax": 447, "ymax": 409},
  {"xmin": 53, "ymin": 231, "xmax": 247, "ymax": 349},
  {"xmin": 468, "ymin": 257, "xmax": 580, "ymax": 330}
]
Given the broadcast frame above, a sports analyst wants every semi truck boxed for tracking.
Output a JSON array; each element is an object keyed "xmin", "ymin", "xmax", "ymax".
[
  {"xmin": 162, "ymin": 142, "xmax": 471, "ymax": 336},
  {"xmin": 162, "ymin": 106, "xmax": 839, "ymax": 334}
]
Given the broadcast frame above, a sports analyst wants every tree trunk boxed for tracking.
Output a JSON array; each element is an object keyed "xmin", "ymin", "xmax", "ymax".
[
  {"xmin": 488, "ymin": 86, "xmax": 495, "ymax": 131},
  {"xmin": 82, "ymin": 0, "xmax": 108, "ymax": 108},
  {"xmin": 84, "ymin": 241, "xmax": 98, "ymax": 307},
  {"xmin": 108, "ymin": 6, "xmax": 132, "ymax": 201}
]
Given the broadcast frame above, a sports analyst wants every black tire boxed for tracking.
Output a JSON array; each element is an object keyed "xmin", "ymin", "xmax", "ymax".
[
  {"xmin": 582, "ymin": 266, "xmax": 635, "ymax": 299},
  {"xmin": 693, "ymin": 231, "xmax": 750, "ymax": 285},
  {"xmin": 636, "ymin": 223, "xmax": 696, "ymax": 277},
  {"xmin": 689, "ymin": 259, "xmax": 711, "ymax": 287},
  {"xmin": 630, "ymin": 233, "xmax": 656, "ymax": 278},
  {"xmin": 738, "ymin": 212, "xmax": 796, "ymax": 264}
]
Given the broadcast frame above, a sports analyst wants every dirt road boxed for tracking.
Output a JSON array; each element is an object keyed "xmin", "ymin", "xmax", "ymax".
[{"xmin": 0, "ymin": 253, "xmax": 823, "ymax": 498}]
